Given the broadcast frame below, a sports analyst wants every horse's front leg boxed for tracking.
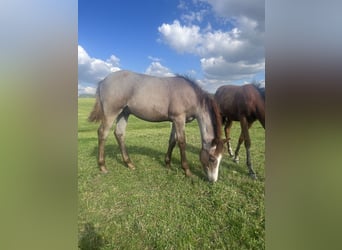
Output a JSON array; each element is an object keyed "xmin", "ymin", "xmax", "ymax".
[
  {"xmin": 240, "ymin": 118, "xmax": 257, "ymax": 179},
  {"xmin": 233, "ymin": 132, "xmax": 243, "ymax": 164},
  {"xmin": 114, "ymin": 112, "xmax": 135, "ymax": 170},
  {"xmin": 224, "ymin": 120, "xmax": 234, "ymax": 157},
  {"xmin": 165, "ymin": 123, "xmax": 177, "ymax": 168},
  {"xmin": 174, "ymin": 119, "xmax": 192, "ymax": 177}
]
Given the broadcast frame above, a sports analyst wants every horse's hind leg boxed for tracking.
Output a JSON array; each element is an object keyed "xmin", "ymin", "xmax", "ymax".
[
  {"xmin": 165, "ymin": 122, "xmax": 176, "ymax": 168},
  {"xmin": 240, "ymin": 118, "xmax": 257, "ymax": 179},
  {"xmin": 224, "ymin": 120, "xmax": 234, "ymax": 157},
  {"xmin": 114, "ymin": 110, "xmax": 135, "ymax": 170},
  {"xmin": 97, "ymin": 116, "xmax": 116, "ymax": 173}
]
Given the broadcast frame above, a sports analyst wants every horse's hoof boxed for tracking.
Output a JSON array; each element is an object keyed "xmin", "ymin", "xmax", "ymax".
[
  {"xmin": 185, "ymin": 169, "xmax": 193, "ymax": 177},
  {"xmin": 233, "ymin": 158, "xmax": 239, "ymax": 164},
  {"xmin": 100, "ymin": 166, "xmax": 108, "ymax": 174},
  {"xmin": 127, "ymin": 163, "xmax": 136, "ymax": 170},
  {"xmin": 249, "ymin": 173, "xmax": 258, "ymax": 179}
]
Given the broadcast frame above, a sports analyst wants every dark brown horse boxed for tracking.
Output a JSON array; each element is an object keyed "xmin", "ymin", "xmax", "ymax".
[
  {"xmin": 88, "ymin": 70, "xmax": 224, "ymax": 182},
  {"xmin": 214, "ymin": 83, "xmax": 265, "ymax": 179}
]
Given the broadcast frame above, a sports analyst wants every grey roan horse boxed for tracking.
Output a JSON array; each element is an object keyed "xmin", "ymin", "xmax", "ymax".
[
  {"xmin": 89, "ymin": 70, "xmax": 225, "ymax": 182},
  {"xmin": 215, "ymin": 84, "xmax": 265, "ymax": 179}
]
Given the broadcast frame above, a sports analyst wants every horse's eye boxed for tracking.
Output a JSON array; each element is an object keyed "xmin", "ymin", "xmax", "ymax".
[{"xmin": 209, "ymin": 155, "xmax": 216, "ymax": 162}]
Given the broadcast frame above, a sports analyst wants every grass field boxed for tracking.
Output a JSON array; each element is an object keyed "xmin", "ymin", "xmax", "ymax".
[{"xmin": 78, "ymin": 98, "xmax": 265, "ymax": 249}]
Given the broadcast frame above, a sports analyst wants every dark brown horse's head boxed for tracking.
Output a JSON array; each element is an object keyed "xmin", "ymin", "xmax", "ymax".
[{"xmin": 200, "ymin": 138, "xmax": 225, "ymax": 182}]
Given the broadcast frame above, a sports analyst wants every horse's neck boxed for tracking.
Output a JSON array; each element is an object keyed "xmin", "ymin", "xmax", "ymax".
[{"xmin": 196, "ymin": 108, "xmax": 215, "ymax": 149}]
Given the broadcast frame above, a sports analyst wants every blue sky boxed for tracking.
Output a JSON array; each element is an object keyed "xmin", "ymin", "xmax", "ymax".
[{"xmin": 78, "ymin": 0, "xmax": 265, "ymax": 94}]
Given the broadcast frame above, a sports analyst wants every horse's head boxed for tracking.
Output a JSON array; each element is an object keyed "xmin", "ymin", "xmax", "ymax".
[{"xmin": 200, "ymin": 139, "xmax": 225, "ymax": 182}]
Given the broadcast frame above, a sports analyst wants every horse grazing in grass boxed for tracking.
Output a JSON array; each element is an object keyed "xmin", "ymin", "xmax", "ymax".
[
  {"xmin": 214, "ymin": 83, "xmax": 265, "ymax": 179},
  {"xmin": 89, "ymin": 70, "xmax": 225, "ymax": 182}
]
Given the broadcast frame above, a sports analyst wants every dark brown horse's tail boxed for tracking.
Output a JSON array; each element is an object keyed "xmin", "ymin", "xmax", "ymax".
[{"xmin": 88, "ymin": 88, "xmax": 103, "ymax": 123}]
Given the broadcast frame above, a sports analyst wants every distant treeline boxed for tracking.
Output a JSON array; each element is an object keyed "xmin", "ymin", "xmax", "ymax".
[{"xmin": 78, "ymin": 94, "xmax": 95, "ymax": 98}]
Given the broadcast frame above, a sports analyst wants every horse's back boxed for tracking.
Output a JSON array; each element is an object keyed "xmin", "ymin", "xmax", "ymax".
[
  {"xmin": 215, "ymin": 84, "xmax": 264, "ymax": 122},
  {"xmin": 100, "ymin": 70, "xmax": 188, "ymax": 97},
  {"xmin": 98, "ymin": 70, "xmax": 200, "ymax": 121},
  {"xmin": 215, "ymin": 84, "xmax": 260, "ymax": 105},
  {"xmin": 215, "ymin": 85, "xmax": 241, "ymax": 115},
  {"xmin": 215, "ymin": 84, "xmax": 253, "ymax": 119}
]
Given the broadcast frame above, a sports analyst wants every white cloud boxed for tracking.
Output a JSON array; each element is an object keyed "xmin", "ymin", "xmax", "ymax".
[
  {"xmin": 148, "ymin": 56, "xmax": 162, "ymax": 62},
  {"xmin": 158, "ymin": 20, "xmax": 202, "ymax": 54},
  {"xmin": 106, "ymin": 54, "xmax": 120, "ymax": 66},
  {"xmin": 257, "ymin": 79, "xmax": 265, "ymax": 88},
  {"xmin": 200, "ymin": 29, "xmax": 243, "ymax": 60},
  {"xmin": 78, "ymin": 84, "xmax": 96, "ymax": 95},
  {"xmin": 158, "ymin": 20, "xmax": 264, "ymax": 82},
  {"xmin": 177, "ymin": 0, "xmax": 187, "ymax": 10},
  {"xmin": 202, "ymin": 0, "xmax": 265, "ymax": 31},
  {"xmin": 181, "ymin": 10, "xmax": 207, "ymax": 24},
  {"xmin": 158, "ymin": 0, "xmax": 264, "ymax": 85},
  {"xmin": 145, "ymin": 61, "xmax": 175, "ymax": 77},
  {"xmin": 78, "ymin": 45, "xmax": 121, "ymax": 95},
  {"xmin": 201, "ymin": 56, "xmax": 265, "ymax": 81},
  {"xmin": 78, "ymin": 45, "xmax": 120, "ymax": 84}
]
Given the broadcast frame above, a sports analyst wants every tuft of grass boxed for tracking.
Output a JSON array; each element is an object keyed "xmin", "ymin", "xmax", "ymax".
[{"xmin": 78, "ymin": 98, "xmax": 265, "ymax": 249}]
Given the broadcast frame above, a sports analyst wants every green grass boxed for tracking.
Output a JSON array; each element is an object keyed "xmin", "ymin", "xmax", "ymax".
[{"xmin": 78, "ymin": 98, "xmax": 265, "ymax": 249}]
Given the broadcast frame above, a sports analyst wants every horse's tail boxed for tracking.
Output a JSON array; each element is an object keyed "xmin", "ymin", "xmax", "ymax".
[{"xmin": 88, "ymin": 88, "xmax": 103, "ymax": 123}]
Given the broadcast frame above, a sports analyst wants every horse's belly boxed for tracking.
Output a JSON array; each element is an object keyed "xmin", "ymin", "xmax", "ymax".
[{"xmin": 128, "ymin": 105, "xmax": 170, "ymax": 122}]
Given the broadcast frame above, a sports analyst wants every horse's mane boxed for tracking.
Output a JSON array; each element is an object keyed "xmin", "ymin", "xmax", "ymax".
[
  {"xmin": 176, "ymin": 74, "xmax": 205, "ymax": 99},
  {"xmin": 176, "ymin": 75, "xmax": 222, "ymax": 140},
  {"xmin": 206, "ymin": 95, "xmax": 222, "ymax": 142}
]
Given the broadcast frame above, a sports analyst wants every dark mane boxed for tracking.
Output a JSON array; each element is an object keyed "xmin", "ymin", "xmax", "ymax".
[
  {"xmin": 206, "ymin": 95, "xmax": 222, "ymax": 141},
  {"xmin": 176, "ymin": 75, "xmax": 222, "ymax": 140},
  {"xmin": 176, "ymin": 74, "xmax": 206, "ymax": 100}
]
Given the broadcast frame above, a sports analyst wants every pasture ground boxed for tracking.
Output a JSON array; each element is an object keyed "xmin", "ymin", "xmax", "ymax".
[{"xmin": 78, "ymin": 98, "xmax": 265, "ymax": 249}]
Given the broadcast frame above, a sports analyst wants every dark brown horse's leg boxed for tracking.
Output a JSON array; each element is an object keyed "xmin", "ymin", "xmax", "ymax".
[
  {"xmin": 240, "ymin": 117, "xmax": 257, "ymax": 179},
  {"xmin": 224, "ymin": 120, "xmax": 234, "ymax": 157},
  {"xmin": 165, "ymin": 123, "xmax": 177, "ymax": 168},
  {"xmin": 97, "ymin": 116, "xmax": 116, "ymax": 173},
  {"xmin": 233, "ymin": 132, "xmax": 243, "ymax": 164},
  {"xmin": 174, "ymin": 119, "xmax": 192, "ymax": 177},
  {"xmin": 114, "ymin": 111, "xmax": 135, "ymax": 170}
]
